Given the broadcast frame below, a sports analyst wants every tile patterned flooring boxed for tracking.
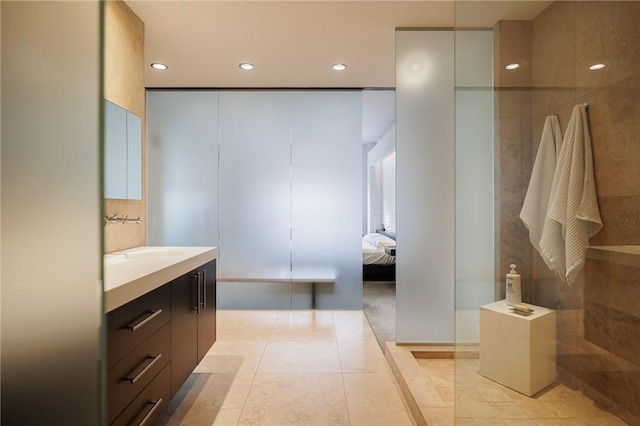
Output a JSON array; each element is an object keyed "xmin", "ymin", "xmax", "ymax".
[
  {"xmin": 157, "ymin": 310, "xmax": 415, "ymax": 426},
  {"xmin": 386, "ymin": 344, "xmax": 628, "ymax": 426},
  {"xmin": 450, "ymin": 357, "xmax": 628, "ymax": 426},
  {"xmin": 157, "ymin": 307, "xmax": 627, "ymax": 426}
]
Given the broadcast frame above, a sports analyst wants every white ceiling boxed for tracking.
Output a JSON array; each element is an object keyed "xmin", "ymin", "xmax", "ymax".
[
  {"xmin": 126, "ymin": 0, "xmax": 551, "ymax": 89},
  {"xmin": 126, "ymin": 0, "xmax": 551, "ymax": 143}
]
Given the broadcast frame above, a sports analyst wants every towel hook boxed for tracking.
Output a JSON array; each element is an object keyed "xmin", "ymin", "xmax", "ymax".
[{"xmin": 583, "ymin": 103, "xmax": 589, "ymax": 109}]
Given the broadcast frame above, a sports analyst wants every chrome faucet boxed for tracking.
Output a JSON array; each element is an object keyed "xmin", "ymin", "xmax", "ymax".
[{"xmin": 104, "ymin": 213, "xmax": 142, "ymax": 225}]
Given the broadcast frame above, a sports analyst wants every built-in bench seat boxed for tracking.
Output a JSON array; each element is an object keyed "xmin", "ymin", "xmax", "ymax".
[{"xmin": 217, "ymin": 273, "xmax": 335, "ymax": 308}]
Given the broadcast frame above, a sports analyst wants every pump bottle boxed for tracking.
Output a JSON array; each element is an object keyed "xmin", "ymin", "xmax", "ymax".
[{"xmin": 506, "ymin": 264, "xmax": 522, "ymax": 306}]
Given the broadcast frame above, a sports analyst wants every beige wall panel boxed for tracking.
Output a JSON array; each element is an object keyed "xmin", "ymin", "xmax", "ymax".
[{"xmin": 104, "ymin": 0, "xmax": 146, "ymax": 252}]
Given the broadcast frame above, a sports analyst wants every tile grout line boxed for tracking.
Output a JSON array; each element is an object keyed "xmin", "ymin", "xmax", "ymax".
[
  {"xmin": 335, "ymin": 314, "xmax": 355, "ymax": 424},
  {"xmin": 336, "ymin": 310, "xmax": 352, "ymax": 425},
  {"xmin": 209, "ymin": 311, "xmax": 414, "ymax": 425},
  {"xmin": 235, "ymin": 312, "xmax": 278, "ymax": 425}
]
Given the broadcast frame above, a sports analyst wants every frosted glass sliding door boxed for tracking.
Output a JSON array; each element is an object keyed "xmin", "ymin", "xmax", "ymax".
[
  {"xmin": 290, "ymin": 91, "xmax": 363, "ymax": 309},
  {"xmin": 147, "ymin": 91, "xmax": 219, "ymax": 247},
  {"xmin": 217, "ymin": 91, "xmax": 293, "ymax": 309},
  {"xmin": 146, "ymin": 90, "xmax": 363, "ymax": 309},
  {"xmin": 396, "ymin": 30, "xmax": 455, "ymax": 343}
]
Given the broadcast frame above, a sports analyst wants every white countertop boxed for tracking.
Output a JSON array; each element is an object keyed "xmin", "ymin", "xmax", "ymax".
[{"xmin": 104, "ymin": 246, "xmax": 217, "ymax": 313}]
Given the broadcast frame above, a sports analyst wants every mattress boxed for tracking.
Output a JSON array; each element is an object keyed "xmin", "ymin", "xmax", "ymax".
[{"xmin": 362, "ymin": 241, "xmax": 395, "ymax": 265}]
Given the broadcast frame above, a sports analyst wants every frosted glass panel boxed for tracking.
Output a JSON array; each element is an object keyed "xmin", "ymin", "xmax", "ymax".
[
  {"xmin": 218, "ymin": 91, "xmax": 292, "ymax": 308},
  {"xmin": 217, "ymin": 282, "xmax": 293, "ymax": 310},
  {"xmin": 290, "ymin": 91, "xmax": 363, "ymax": 309},
  {"xmin": 396, "ymin": 30, "xmax": 455, "ymax": 343},
  {"xmin": 454, "ymin": 31, "xmax": 494, "ymax": 345},
  {"xmin": 147, "ymin": 90, "xmax": 364, "ymax": 309},
  {"xmin": 1, "ymin": 2, "xmax": 102, "ymax": 423},
  {"xmin": 147, "ymin": 91, "xmax": 219, "ymax": 246},
  {"xmin": 455, "ymin": 89, "xmax": 494, "ymax": 343}
]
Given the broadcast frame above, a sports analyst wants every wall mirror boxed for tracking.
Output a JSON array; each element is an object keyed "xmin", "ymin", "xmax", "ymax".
[{"xmin": 104, "ymin": 99, "xmax": 142, "ymax": 200}]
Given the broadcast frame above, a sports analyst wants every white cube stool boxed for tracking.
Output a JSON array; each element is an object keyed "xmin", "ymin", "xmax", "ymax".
[{"xmin": 479, "ymin": 300, "xmax": 556, "ymax": 396}]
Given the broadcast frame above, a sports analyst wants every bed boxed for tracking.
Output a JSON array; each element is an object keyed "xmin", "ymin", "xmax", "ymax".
[{"xmin": 362, "ymin": 230, "xmax": 396, "ymax": 281}]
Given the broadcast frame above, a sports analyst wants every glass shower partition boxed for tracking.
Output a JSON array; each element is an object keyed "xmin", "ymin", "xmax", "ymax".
[
  {"xmin": 453, "ymin": 28, "xmax": 495, "ymax": 348},
  {"xmin": 454, "ymin": 1, "xmax": 640, "ymax": 424}
]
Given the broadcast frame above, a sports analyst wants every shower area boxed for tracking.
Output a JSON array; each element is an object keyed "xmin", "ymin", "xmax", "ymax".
[
  {"xmin": 452, "ymin": 1, "xmax": 640, "ymax": 424},
  {"xmin": 388, "ymin": 1, "xmax": 640, "ymax": 424}
]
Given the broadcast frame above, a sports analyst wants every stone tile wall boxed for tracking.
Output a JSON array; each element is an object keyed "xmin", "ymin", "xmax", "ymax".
[
  {"xmin": 495, "ymin": 2, "xmax": 640, "ymax": 424},
  {"xmin": 493, "ymin": 20, "xmax": 534, "ymax": 302},
  {"xmin": 104, "ymin": 0, "xmax": 146, "ymax": 252}
]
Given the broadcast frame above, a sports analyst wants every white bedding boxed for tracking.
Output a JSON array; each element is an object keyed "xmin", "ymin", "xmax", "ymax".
[{"xmin": 362, "ymin": 232, "xmax": 396, "ymax": 265}]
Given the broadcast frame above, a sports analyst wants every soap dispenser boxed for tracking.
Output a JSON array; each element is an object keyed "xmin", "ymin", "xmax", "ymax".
[{"xmin": 506, "ymin": 264, "xmax": 522, "ymax": 306}]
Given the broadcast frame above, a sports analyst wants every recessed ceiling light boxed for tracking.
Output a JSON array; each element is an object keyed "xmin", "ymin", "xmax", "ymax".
[
  {"xmin": 589, "ymin": 63, "xmax": 605, "ymax": 70},
  {"xmin": 150, "ymin": 63, "xmax": 168, "ymax": 70},
  {"xmin": 331, "ymin": 63, "xmax": 347, "ymax": 71},
  {"xmin": 504, "ymin": 63, "xmax": 520, "ymax": 70},
  {"xmin": 239, "ymin": 63, "xmax": 255, "ymax": 71}
]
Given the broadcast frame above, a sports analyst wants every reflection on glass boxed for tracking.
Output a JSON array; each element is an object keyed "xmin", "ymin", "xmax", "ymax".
[{"xmin": 455, "ymin": 2, "xmax": 639, "ymax": 425}]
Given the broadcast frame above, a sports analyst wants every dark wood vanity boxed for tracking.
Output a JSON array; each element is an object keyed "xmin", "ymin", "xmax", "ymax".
[{"xmin": 106, "ymin": 258, "xmax": 216, "ymax": 425}]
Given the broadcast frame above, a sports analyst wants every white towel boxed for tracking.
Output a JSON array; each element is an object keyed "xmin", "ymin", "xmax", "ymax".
[
  {"xmin": 539, "ymin": 104, "xmax": 603, "ymax": 284},
  {"xmin": 520, "ymin": 115, "xmax": 563, "ymax": 256}
]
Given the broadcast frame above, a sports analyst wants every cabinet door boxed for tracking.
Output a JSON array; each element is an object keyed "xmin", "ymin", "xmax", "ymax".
[
  {"xmin": 170, "ymin": 272, "xmax": 198, "ymax": 397},
  {"xmin": 197, "ymin": 260, "xmax": 217, "ymax": 362}
]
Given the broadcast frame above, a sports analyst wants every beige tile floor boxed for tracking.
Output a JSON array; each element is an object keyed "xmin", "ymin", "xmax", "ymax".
[
  {"xmin": 452, "ymin": 359, "xmax": 626, "ymax": 426},
  {"xmin": 430, "ymin": 357, "xmax": 628, "ymax": 426},
  {"xmin": 385, "ymin": 344, "xmax": 628, "ymax": 426},
  {"xmin": 157, "ymin": 310, "xmax": 415, "ymax": 426}
]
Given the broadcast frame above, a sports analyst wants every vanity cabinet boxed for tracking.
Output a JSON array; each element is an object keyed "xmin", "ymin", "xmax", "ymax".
[
  {"xmin": 106, "ymin": 257, "xmax": 217, "ymax": 424},
  {"xmin": 171, "ymin": 259, "xmax": 217, "ymax": 396},
  {"xmin": 107, "ymin": 285, "xmax": 171, "ymax": 425}
]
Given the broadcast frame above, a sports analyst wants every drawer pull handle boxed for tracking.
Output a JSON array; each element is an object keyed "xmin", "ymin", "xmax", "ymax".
[
  {"xmin": 135, "ymin": 398, "xmax": 163, "ymax": 426},
  {"xmin": 127, "ymin": 309, "xmax": 163, "ymax": 332},
  {"xmin": 124, "ymin": 353, "xmax": 162, "ymax": 384},
  {"xmin": 202, "ymin": 269, "xmax": 207, "ymax": 310},
  {"xmin": 192, "ymin": 272, "xmax": 202, "ymax": 313}
]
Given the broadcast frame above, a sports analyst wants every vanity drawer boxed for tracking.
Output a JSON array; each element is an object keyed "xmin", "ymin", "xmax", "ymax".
[
  {"xmin": 110, "ymin": 362, "xmax": 171, "ymax": 426},
  {"xmin": 107, "ymin": 322, "xmax": 171, "ymax": 424},
  {"xmin": 107, "ymin": 284, "xmax": 170, "ymax": 366}
]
